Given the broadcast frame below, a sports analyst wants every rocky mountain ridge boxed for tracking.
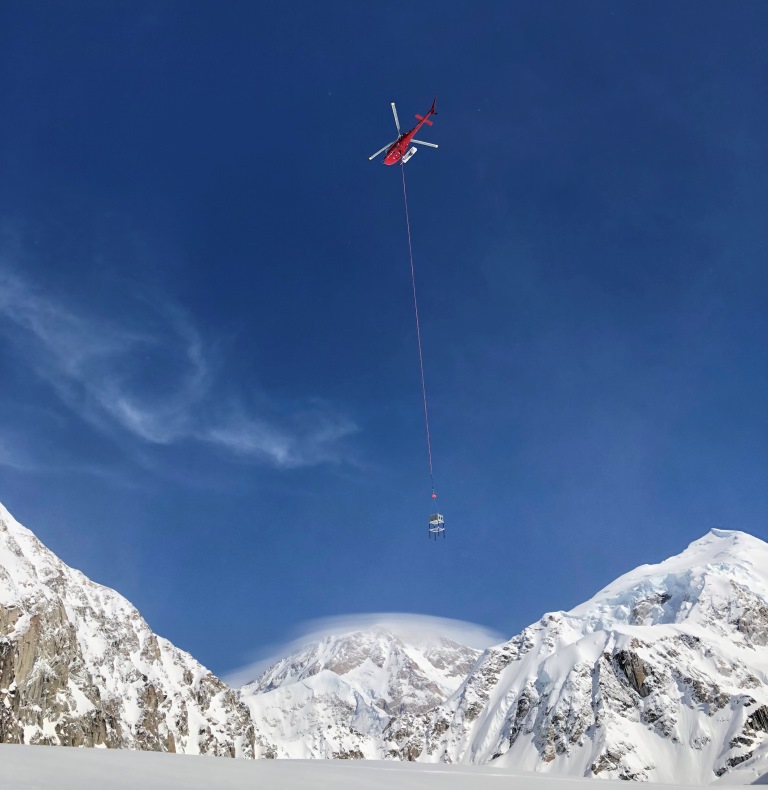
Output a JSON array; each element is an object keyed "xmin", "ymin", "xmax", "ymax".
[{"xmin": 0, "ymin": 501, "xmax": 261, "ymax": 756}]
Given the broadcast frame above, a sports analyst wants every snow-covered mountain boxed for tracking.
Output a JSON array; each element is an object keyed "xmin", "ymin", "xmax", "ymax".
[
  {"xmin": 0, "ymin": 501, "xmax": 260, "ymax": 756},
  {"xmin": 239, "ymin": 621, "xmax": 482, "ymax": 758},
  {"xmin": 3, "ymin": 495, "xmax": 768, "ymax": 784},
  {"xmin": 387, "ymin": 529, "xmax": 768, "ymax": 784}
]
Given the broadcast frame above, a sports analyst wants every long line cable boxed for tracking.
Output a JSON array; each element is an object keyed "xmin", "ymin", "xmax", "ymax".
[{"xmin": 400, "ymin": 162, "xmax": 436, "ymax": 498}]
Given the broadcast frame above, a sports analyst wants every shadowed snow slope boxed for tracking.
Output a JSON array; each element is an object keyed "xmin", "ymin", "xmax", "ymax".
[
  {"xmin": 388, "ymin": 530, "xmax": 768, "ymax": 784},
  {"xmin": 0, "ymin": 501, "xmax": 258, "ymax": 756}
]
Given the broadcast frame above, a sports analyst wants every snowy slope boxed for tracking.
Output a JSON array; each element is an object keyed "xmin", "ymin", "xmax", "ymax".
[
  {"xmin": 389, "ymin": 530, "xmax": 768, "ymax": 784},
  {"xmin": 240, "ymin": 623, "xmax": 481, "ymax": 758},
  {"xmin": 10, "ymin": 743, "xmax": 756, "ymax": 790},
  {"xmin": 0, "ymin": 501, "xmax": 260, "ymax": 756}
]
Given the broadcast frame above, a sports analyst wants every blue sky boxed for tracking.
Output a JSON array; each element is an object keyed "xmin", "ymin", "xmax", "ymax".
[{"xmin": 1, "ymin": 1, "xmax": 767, "ymax": 677}]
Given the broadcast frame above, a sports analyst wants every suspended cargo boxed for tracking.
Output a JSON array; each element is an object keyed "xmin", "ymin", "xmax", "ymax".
[{"xmin": 428, "ymin": 513, "xmax": 445, "ymax": 540}]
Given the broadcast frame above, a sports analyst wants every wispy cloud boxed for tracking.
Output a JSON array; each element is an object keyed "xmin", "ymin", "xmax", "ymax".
[
  {"xmin": 0, "ymin": 270, "xmax": 357, "ymax": 470},
  {"xmin": 204, "ymin": 403, "xmax": 358, "ymax": 468}
]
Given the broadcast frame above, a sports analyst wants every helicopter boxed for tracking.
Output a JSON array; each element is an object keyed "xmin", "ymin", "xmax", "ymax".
[{"xmin": 369, "ymin": 98, "xmax": 438, "ymax": 166}]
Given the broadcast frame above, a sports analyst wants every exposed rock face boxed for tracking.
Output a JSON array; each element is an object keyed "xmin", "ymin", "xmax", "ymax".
[
  {"xmin": 388, "ymin": 529, "xmax": 768, "ymax": 784},
  {"xmin": 239, "ymin": 626, "xmax": 481, "ymax": 759},
  {"xmin": 0, "ymin": 502, "xmax": 257, "ymax": 756}
]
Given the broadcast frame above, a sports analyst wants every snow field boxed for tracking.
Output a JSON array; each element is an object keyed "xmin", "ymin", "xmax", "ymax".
[{"xmin": 0, "ymin": 743, "xmax": 755, "ymax": 790}]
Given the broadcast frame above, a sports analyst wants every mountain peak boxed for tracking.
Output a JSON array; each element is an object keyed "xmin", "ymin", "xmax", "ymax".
[
  {"xmin": 0, "ymin": 499, "xmax": 256, "ymax": 756},
  {"xmin": 566, "ymin": 529, "xmax": 768, "ymax": 633},
  {"xmin": 237, "ymin": 620, "xmax": 484, "ymax": 759},
  {"xmin": 689, "ymin": 526, "xmax": 767, "ymax": 557},
  {"xmin": 709, "ymin": 527, "xmax": 740, "ymax": 538},
  {"xmin": 399, "ymin": 530, "xmax": 768, "ymax": 781}
]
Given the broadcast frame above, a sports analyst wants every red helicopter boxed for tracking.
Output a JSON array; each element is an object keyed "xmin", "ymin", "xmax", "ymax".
[{"xmin": 369, "ymin": 98, "xmax": 438, "ymax": 165}]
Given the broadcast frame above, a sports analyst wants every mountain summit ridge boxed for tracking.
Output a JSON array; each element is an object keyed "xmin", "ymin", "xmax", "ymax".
[{"xmin": 568, "ymin": 528, "xmax": 768, "ymax": 633}]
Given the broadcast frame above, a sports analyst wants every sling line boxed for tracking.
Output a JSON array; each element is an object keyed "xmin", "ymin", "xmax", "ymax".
[{"xmin": 400, "ymin": 162, "xmax": 436, "ymax": 497}]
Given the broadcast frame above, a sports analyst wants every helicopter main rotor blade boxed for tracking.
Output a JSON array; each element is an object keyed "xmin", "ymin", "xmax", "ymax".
[
  {"xmin": 368, "ymin": 140, "xmax": 397, "ymax": 161},
  {"xmin": 391, "ymin": 102, "xmax": 401, "ymax": 133},
  {"xmin": 411, "ymin": 139, "xmax": 438, "ymax": 149}
]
